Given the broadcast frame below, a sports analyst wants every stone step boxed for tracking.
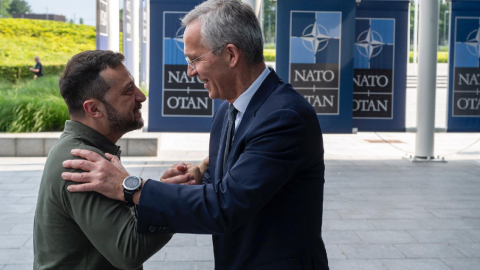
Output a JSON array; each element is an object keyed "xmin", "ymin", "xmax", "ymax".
[{"xmin": 0, "ymin": 133, "xmax": 158, "ymax": 157}]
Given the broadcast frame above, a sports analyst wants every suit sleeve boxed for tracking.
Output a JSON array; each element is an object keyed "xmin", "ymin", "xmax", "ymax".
[
  {"xmin": 62, "ymin": 162, "xmax": 172, "ymax": 269},
  {"xmin": 137, "ymin": 109, "xmax": 308, "ymax": 234}
]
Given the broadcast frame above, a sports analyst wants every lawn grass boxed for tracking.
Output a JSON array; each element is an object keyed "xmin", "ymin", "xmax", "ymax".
[{"xmin": 0, "ymin": 75, "xmax": 69, "ymax": 132}]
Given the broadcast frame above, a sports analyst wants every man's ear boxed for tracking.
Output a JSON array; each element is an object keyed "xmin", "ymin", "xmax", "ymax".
[
  {"xmin": 225, "ymin": 44, "xmax": 241, "ymax": 68},
  {"xmin": 83, "ymin": 99, "xmax": 104, "ymax": 118}
]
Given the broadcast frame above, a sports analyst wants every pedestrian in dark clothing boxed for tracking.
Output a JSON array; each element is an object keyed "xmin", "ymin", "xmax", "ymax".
[{"xmin": 29, "ymin": 56, "xmax": 43, "ymax": 79}]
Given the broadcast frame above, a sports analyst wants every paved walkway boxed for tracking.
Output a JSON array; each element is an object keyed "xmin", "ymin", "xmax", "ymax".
[
  {"xmin": 0, "ymin": 131, "xmax": 479, "ymax": 269},
  {"xmin": 1, "ymin": 63, "xmax": 480, "ymax": 269}
]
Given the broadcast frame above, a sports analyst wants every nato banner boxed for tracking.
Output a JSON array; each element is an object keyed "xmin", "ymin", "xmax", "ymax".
[
  {"xmin": 447, "ymin": 0, "xmax": 480, "ymax": 132},
  {"xmin": 96, "ymin": 0, "xmax": 108, "ymax": 50},
  {"xmin": 354, "ymin": 0, "xmax": 410, "ymax": 132},
  {"xmin": 148, "ymin": 0, "xmax": 220, "ymax": 132},
  {"xmin": 277, "ymin": 0, "xmax": 356, "ymax": 133}
]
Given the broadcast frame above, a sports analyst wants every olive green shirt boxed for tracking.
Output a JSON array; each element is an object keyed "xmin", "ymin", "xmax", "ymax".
[{"xmin": 33, "ymin": 120, "xmax": 172, "ymax": 270}]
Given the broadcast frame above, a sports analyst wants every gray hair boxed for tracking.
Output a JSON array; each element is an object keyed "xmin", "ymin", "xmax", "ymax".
[{"xmin": 181, "ymin": 0, "xmax": 264, "ymax": 65}]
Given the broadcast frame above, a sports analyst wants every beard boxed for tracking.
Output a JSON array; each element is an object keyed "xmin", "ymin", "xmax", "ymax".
[{"xmin": 103, "ymin": 101, "xmax": 144, "ymax": 134}]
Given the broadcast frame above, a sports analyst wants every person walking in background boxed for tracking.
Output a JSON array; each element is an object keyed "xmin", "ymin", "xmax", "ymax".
[{"xmin": 29, "ymin": 56, "xmax": 43, "ymax": 80}]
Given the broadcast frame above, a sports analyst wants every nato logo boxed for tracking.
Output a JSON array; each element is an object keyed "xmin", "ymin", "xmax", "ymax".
[
  {"xmin": 353, "ymin": 18, "xmax": 395, "ymax": 119},
  {"xmin": 455, "ymin": 17, "xmax": 480, "ymax": 68},
  {"xmin": 163, "ymin": 12, "xmax": 212, "ymax": 117},
  {"xmin": 290, "ymin": 11, "xmax": 341, "ymax": 65},
  {"xmin": 163, "ymin": 12, "xmax": 187, "ymax": 66},
  {"xmin": 290, "ymin": 11, "xmax": 341, "ymax": 115},
  {"xmin": 354, "ymin": 19, "xmax": 394, "ymax": 69},
  {"xmin": 452, "ymin": 17, "xmax": 480, "ymax": 117}
]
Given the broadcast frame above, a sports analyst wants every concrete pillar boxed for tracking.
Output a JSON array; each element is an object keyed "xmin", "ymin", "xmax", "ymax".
[
  {"xmin": 414, "ymin": 0, "xmax": 439, "ymax": 159},
  {"xmin": 132, "ymin": 0, "xmax": 140, "ymax": 84},
  {"xmin": 242, "ymin": 0, "xmax": 261, "ymax": 18},
  {"xmin": 108, "ymin": 0, "xmax": 120, "ymax": 52}
]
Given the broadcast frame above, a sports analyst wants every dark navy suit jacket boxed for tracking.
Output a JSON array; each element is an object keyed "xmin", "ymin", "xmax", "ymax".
[{"xmin": 137, "ymin": 69, "xmax": 329, "ymax": 270}]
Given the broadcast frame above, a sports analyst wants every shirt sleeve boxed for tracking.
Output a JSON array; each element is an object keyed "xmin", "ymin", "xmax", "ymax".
[{"xmin": 62, "ymin": 175, "xmax": 172, "ymax": 269}]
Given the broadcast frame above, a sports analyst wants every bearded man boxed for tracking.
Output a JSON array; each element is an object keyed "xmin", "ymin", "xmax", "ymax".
[{"xmin": 33, "ymin": 50, "xmax": 172, "ymax": 270}]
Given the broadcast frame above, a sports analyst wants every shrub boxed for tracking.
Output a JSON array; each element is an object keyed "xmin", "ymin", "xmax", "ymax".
[
  {"xmin": 409, "ymin": 51, "xmax": 448, "ymax": 63},
  {"xmin": 0, "ymin": 76, "xmax": 69, "ymax": 132},
  {"xmin": 0, "ymin": 18, "xmax": 95, "ymax": 81},
  {"xmin": 264, "ymin": 49, "xmax": 275, "ymax": 61}
]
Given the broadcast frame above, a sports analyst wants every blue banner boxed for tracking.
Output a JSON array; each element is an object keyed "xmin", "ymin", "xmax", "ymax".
[
  {"xmin": 96, "ymin": 0, "xmax": 109, "ymax": 50},
  {"xmin": 447, "ymin": 0, "xmax": 480, "ymax": 132},
  {"xmin": 148, "ymin": 0, "xmax": 220, "ymax": 132},
  {"xmin": 277, "ymin": 0, "xmax": 356, "ymax": 133},
  {"xmin": 353, "ymin": 0, "xmax": 410, "ymax": 132}
]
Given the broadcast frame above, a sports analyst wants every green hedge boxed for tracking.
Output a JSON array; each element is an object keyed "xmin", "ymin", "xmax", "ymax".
[
  {"xmin": 0, "ymin": 76, "xmax": 69, "ymax": 132},
  {"xmin": 409, "ymin": 51, "xmax": 448, "ymax": 63},
  {"xmin": 0, "ymin": 64, "xmax": 65, "ymax": 82},
  {"xmin": 264, "ymin": 49, "xmax": 275, "ymax": 61},
  {"xmin": 0, "ymin": 18, "xmax": 95, "ymax": 81},
  {"xmin": 264, "ymin": 50, "xmax": 448, "ymax": 63}
]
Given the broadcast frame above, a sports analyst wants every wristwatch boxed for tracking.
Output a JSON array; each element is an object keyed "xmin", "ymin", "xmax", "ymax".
[{"xmin": 122, "ymin": 176, "xmax": 143, "ymax": 207}]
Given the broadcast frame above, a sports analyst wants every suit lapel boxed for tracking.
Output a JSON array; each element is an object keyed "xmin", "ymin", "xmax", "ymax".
[
  {"xmin": 230, "ymin": 69, "xmax": 282, "ymax": 151},
  {"xmin": 214, "ymin": 103, "xmax": 229, "ymax": 180}
]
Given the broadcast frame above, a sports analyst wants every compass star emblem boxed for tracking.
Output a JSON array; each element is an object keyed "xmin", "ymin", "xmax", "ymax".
[
  {"xmin": 465, "ymin": 27, "xmax": 480, "ymax": 58},
  {"xmin": 356, "ymin": 29, "xmax": 385, "ymax": 59},
  {"xmin": 174, "ymin": 26, "xmax": 186, "ymax": 52},
  {"xmin": 300, "ymin": 23, "xmax": 332, "ymax": 53}
]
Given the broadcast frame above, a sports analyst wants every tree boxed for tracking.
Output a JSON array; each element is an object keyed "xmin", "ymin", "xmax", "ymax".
[
  {"xmin": 79, "ymin": 17, "xmax": 84, "ymax": 24},
  {"xmin": 263, "ymin": 0, "xmax": 276, "ymax": 46},
  {"xmin": 0, "ymin": 0, "xmax": 13, "ymax": 18},
  {"xmin": 7, "ymin": 0, "xmax": 31, "ymax": 14},
  {"xmin": 410, "ymin": 2, "xmax": 449, "ymax": 48}
]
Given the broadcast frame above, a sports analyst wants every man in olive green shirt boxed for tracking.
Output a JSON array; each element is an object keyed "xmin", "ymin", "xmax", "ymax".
[{"xmin": 33, "ymin": 50, "xmax": 172, "ymax": 269}]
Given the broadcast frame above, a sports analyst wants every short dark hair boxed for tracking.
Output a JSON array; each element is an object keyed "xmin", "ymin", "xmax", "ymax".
[{"xmin": 59, "ymin": 50, "xmax": 125, "ymax": 117}]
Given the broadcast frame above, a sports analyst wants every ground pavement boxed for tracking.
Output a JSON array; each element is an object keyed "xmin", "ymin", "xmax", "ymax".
[{"xmin": 0, "ymin": 131, "xmax": 479, "ymax": 270}]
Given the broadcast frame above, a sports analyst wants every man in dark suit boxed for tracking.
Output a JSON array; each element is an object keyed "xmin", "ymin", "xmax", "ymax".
[{"xmin": 62, "ymin": 0, "xmax": 329, "ymax": 269}]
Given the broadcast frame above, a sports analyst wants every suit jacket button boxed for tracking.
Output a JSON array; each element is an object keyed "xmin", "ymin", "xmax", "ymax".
[
  {"xmin": 148, "ymin": 226, "xmax": 156, "ymax": 232},
  {"xmin": 163, "ymin": 227, "xmax": 170, "ymax": 232}
]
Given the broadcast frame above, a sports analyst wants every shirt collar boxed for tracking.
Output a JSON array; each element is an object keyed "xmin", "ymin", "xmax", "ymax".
[
  {"xmin": 64, "ymin": 120, "xmax": 121, "ymax": 158},
  {"xmin": 233, "ymin": 66, "xmax": 271, "ymax": 114}
]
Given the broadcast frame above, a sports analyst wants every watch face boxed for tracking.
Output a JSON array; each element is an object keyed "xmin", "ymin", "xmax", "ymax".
[{"xmin": 124, "ymin": 176, "xmax": 140, "ymax": 189}]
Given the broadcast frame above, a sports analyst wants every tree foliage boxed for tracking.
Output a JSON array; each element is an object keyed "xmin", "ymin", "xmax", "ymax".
[
  {"xmin": 410, "ymin": 2, "xmax": 449, "ymax": 47},
  {"xmin": 7, "ymin": 0, "xmax": 31, "ymax": 14},
  {"xmin": 263, "ymin": 0, "xmax": 276, "ymax": 45}
]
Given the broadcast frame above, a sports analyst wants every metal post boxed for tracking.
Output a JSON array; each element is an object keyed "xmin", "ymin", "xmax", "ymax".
[
  {"xmin": 108, "ymin": 0, "xmax": 120, "ymax": 52},
  {"xmin": 132, "ymin": 0, "xmax": 140, "ymax": 84},
  {"xmin": 414, "ymin": 0, "xmax": 440, "ymax": 159},
  {"xmin": 243, "ymin": 0, "xmax": 256, "ymax": 11}
]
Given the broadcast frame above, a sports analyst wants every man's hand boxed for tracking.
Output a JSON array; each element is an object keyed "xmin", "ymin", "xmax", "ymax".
[
  {"xmin": 61, "ymin": 149, "xmax": 129, "ymax": 201},
  {"xmin": 161, "ymin": 156, "xmax": 209, "ymax": 185}
]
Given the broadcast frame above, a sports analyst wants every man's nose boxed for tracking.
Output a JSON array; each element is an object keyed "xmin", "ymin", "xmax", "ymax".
[
  {"xmin": 187, "ymin": 64, "xmax": 197, "ymax": 77},
  {"xmin": 136, "ymin": 87, "xmax": 147, "ymax": 102}
]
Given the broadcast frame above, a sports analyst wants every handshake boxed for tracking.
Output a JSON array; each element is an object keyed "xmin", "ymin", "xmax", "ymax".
[{"xmin": 160, "ymin": 156, "xmax": 209, "ymax": 186}]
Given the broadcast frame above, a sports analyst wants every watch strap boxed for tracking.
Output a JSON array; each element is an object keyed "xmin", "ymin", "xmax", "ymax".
[{"xmin": 124, "ymin": 189, "xmax": 135, "ymax": 207}]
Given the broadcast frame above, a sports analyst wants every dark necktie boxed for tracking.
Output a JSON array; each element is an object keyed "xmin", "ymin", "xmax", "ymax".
[{"xmin": 223, "ymin": 104, "xmax": 238, "ymax": 174}]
